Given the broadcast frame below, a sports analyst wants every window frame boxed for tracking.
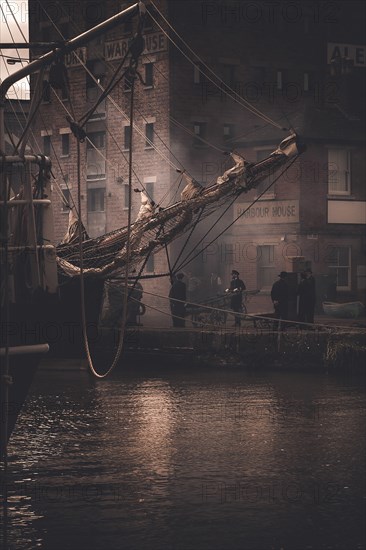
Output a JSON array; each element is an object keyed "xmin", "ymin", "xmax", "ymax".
[
  {"xmin": 144, "ymin": 63, "xmax": 154, "ymax": 87},
  {"xmin": 124, "ymin": 125, "xmax": 131, "ymax": 151},
  {"xmin": 328, "ymin": 245, "xmax": 351, "ymax": 291},
  {"xmin": 124, "ymin": 184, "xmax": 131, "ymax": 209},
  {"xmin": 86, "ymin": 131, "xmax": 106, "ymax": 150},
  {"xmin": 43, "ymin": 135, "xmax": 51, "ymax": 156},
  {"xmin": 145, "ymin": 122, "xmax": 154, "ymax": 148},
  {"xmin": 257, "ymin": 244, "xmax": 276, "ymax": 290},
  {"xmin": 327, "ymin": 148, "xmax": 351, "ymax": 196},
  {"xmin": 61, "ymin": 187, "xmax": 71, "ymax": 212},
  {"xmin": 193, "ymin": 121, "xmax": 207, "ymax": 148},
  {"xmin": 87, "ymin": 187, "xmax": 105, "ymax": 213},
  {"xmin": 61, "ymin": 133, "xmax": 70, "ymax": 156}
]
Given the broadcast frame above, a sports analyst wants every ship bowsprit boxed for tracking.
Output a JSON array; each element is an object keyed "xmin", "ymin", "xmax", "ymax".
[{"xmin": 55, "ymin": 133, "xmax": 304, "ymax": 280}]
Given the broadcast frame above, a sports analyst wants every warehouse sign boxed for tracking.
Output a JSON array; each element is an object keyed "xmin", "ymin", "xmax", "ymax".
[
  {"xmin": 235, "ymin": 200, "xmax": 299, "ymax": 225},
  {"xmin": 105, "ymin": 32, "xmax": 167, "ymax": 61},
  {"xmin": 327, "ymin": 43, "xmax": 365, "ymax": 67}
]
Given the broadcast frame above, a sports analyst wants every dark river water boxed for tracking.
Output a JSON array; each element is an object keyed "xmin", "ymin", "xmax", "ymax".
[{"xmin": 2, "ymin": 365, "xmax": 365, "ymax": 550}]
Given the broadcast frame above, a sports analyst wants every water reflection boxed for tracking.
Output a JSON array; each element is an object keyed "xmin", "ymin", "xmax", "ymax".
[{"xmin": 2, "ymin": 369, "xmax": 365, "ymax": 550}]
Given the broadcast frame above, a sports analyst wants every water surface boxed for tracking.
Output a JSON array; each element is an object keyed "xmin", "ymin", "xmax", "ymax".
[{"xmin": 2, "ymin": 366, "xmax": 366, "ymax": 550}]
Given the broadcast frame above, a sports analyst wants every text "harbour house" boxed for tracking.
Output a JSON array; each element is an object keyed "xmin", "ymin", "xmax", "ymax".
[{"xmin": 236, "ymin": 201, "xmax": 299, "ymax": 224}]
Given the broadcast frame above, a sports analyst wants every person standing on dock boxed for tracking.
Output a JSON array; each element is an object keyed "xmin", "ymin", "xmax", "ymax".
[
  {"xmin": 169, "ymin": 273, "xmax": 187, "ymax": 327},
  {"xmin": 271, "ymin": 271, "xmax": 289, "ymax": 322},
  {"xmin": 298, "ymin": 269, "xmax": 316, "ymax": 324},
  {"xmin": 226, "ymin": 270, "xmax": 246, "ymax": 327}
]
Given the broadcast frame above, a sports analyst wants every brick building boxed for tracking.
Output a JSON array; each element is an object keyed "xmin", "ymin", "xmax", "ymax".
[{"xmin": 29, "ymin": 0, "xmax": 366, "ymax": 321}]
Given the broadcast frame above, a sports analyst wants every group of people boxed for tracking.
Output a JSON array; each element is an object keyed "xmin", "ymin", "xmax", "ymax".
[
  {"xmin": 103, "ymin": 268, "xmax": 316, "ymax": 329},
  {"xmin": 271, "ymin": 268, "xmax": 316, "ymax": 324},
  {"xmin": 168, "ymin": 270, "xmax": 246, "ymax": 327},
  {"xmin": 169, "ymin": 268, "xmax": 316, "ymax": 328}
]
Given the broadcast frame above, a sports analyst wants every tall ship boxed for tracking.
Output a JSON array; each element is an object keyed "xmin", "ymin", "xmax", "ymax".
[{"xmin": 0, "ymin": 1, "xmax": 306, "ymax": 456}]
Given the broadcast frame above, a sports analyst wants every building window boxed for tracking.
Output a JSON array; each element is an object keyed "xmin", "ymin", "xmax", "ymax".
[
  {"xmin": 86, "ymin": 131, "xmax": 105, "ymax": 150},
  {"xmin": 145, "ymin": 123, "xmax": 154, "ymax": 147},
  {"xmin": 223, "ymin": 124, "xmax": 234, "ymax": 141},
  {"xmin": 43, "ymin": 135, "xmax": 51, "ymax": 156},
  {"xmin": 61, "ymin": 187, "xmax": 71, "ymax": 212},
  {"xmin": 124, "ymin": 184, "xmax": 130, "ymax": 209},
  {"xmin": 193, "ymin": 122, "xmax": 207, "ymax": 147},
  {"xmin": 328, "ymin": 246, "xmax": 351, "ymax": 290},
  {"xmin": 257, "ymin": 245, "xmax": 276, "ymax": 289},
  {"xmin": 86, "ymin": 60, "xmax": 105, "ymax": 101},
  {"xmin": 124, "ymin": 126, "xmax": 131, "ymax": 150},
  {"xmin": 145, "ymin": 181, "xmax": 154, "ymax": 201},
  {"xmin": 124, "ymin": 72, "xmax": 133, "ymax": 91},
  {"xmin": 145, "ymin": 63, "xmax": 153, "ymax": 87},
  {"xmin": 87, "ymin": 188, "xmax": 105, "ymax": 212},
  {"xmin": 328, "ymin": 149, "xmax": 351, "ymax": 195},
  {"xmin": 86, "ymin": 127, "xmax": 106, "ymax": 180},
  {"xmin": 61, "ymin": 134, "xmax": 70, "ymax": 156},
  {"xmin": 255, "ymin": 149, "xmax": 276, "ymax": 197},
  {"xmin": 146, "ymin": 253, "xmax": 154, "ymax": 273}
]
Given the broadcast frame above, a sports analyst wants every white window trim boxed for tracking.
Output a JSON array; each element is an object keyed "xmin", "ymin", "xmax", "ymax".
[
  {"xmin": 327, "ymin": 147, "xmax": 351, "ymax": 196},
  {"xmin": 328, "ymin": 246, "xmax": 351, "ymax": 291},
  {"xmin": 145, "ymin": 121, "xmax": 155, "ymax": 149},
  {"xmin": 143, "ymin": 176, "xmax": 157, "ymax": 184}
]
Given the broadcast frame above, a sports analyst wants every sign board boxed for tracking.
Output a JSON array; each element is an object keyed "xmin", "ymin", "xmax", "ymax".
[
  {"xmin": 328, "ymin": 200, "xmax": 366, "ymax": 224},
  {"xmin": 327, "ymin": 43, "xmax": 365, "ymax": 67},
  {"xmin": 105, "ymin": 32, "xmax": 167, "ymax": 61},
  {"xmin": 235, "ymin": 200, "xmax": 299, "ymax": 225}
]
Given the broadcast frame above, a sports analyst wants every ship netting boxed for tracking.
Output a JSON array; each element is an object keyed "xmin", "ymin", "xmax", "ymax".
[{"xmin": 56, "ymin": 134, "xmax": 301, "ymax": 279}]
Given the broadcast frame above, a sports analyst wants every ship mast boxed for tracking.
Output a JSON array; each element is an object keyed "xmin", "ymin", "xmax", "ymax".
[{"xmin": 0, "ymin": 0, "xmax": 146, "ymax": 465}]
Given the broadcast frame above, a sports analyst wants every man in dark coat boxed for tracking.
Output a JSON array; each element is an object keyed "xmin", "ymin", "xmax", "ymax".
[
  {"xmin": 297, "ymin": 271, "xmax": 308, "ymax": 323},
  {"xmin": 226, "ymin": 270, "xmax": 246, "ymax": 326},
  {"xmin": 271, "ymin": 271, "xmax": 289, "ymax": 320},
  {"xmin": 298, "ymin": 269, "xmax": 316, "ymax": 324},
  {"xmin": 169, "ymin": 273, "xmax": 187, "ymax": 327}
]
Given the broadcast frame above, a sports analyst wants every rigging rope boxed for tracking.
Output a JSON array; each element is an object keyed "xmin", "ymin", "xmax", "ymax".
[
  {"xmin": 149, "ymin": 1, "xmax": 286, "ymax": 130},
  {"xmin": 0, "ymin": 0, "xmax": 74, "ymax": 216},
  {"xmin": 170, "ymin": 116, "xmax": 226, "ymax": 153},
  {"xmin": 76, "ymin": 28, "xmax": 143, "ymax": 379},
  {"xmin": 36, "ymin": 0, "xmax": 186, "ymax": 177},
  {"xmin": 130, "ymin": 288, "xmax": 366, "ymax": 334},
  {"xmin": 175, "ymin": 156, "xmax": 299, "ymax": 273},
  {"xmin": 0, "ymin": 5, "xmax": 76, "ymax": 214}
]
